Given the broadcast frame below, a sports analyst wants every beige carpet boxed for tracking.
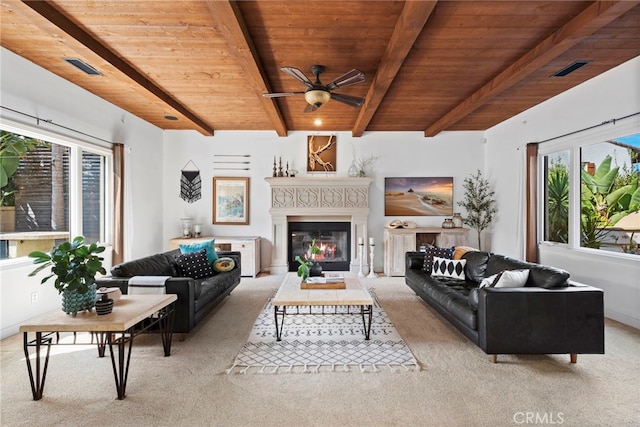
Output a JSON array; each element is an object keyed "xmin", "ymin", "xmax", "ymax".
[{"xmin": 1, "ymin": 274, "xmax": 639, "ymax": 427}]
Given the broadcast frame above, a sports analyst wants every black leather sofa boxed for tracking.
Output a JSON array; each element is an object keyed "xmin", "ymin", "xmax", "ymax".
[
  {"xmin": 405, "ymin": 250, "xmax": 605, "ymax": 363},
  {"xmin": 96, "ymin": 249, "xmax": 241, "ymax": 336}
]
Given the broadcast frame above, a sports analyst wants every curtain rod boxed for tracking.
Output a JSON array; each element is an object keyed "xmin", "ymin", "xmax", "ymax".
[
  {"xmin": 1, "ymin": 105, "xmax": 113, "ymax": 145},
  {"xmin": 538, "ymin": 112, "xmax": 639, "ymax": 144}
]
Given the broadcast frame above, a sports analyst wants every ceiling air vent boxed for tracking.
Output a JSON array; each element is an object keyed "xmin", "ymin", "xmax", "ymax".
[
  {"xmin": 63, "ymin": 58, "xmax": 102, "ymax": 75},
  {"xmin": 552, "ymin": 60, "xmax": 590, "ymax": 77}
]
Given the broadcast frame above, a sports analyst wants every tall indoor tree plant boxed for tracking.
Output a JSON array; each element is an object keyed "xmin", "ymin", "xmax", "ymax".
[
  {"xmin": 458, "ymin": 170, "xmax": 497, "ymax": 250},
  {"xmin": 29, "ymin": 236, "xmax": 107, "ymax": 316}
]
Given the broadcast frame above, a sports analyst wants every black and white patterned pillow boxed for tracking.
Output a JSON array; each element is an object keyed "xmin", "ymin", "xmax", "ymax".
[
  {"xmin": 432, "ymin": 256, "xmax": 466, "ymax": 280},
  {"xmin": 422, "ymin": 246, "xmax": 454, "ymax": 273},
  {"xmin": 175, "ymin": 249, "xmax": 214, "ymax": 279}
]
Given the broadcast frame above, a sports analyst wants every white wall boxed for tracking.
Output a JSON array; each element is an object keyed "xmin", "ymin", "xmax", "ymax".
[
  {"xmin": 485, "ymin": 56, "xmax": 640, "ymax": 328},
  {"xmin": 0, "ymin": 48, "xmax": 164, "ymax": 338},
  {"xmin": 162, "ymin": 130, "xmax": 485, "ymax": 272}
]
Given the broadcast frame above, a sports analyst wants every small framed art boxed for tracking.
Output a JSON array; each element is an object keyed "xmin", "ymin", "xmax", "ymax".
[
  {"xmin": 307, "ymin": 134, "xmax": 336, "ymax": 172},
  {"xmin": 212, "ymin": 177, "xmax": 249, "ymax": 225}
]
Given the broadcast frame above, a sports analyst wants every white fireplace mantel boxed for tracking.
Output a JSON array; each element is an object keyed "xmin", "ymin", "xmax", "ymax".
[{"xmin": 265, "ymin": 176, "xmax": 373, "ymax": 274}]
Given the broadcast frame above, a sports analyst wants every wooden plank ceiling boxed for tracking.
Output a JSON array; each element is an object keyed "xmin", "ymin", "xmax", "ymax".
[{"xmin": 1, "ymin": 1, "xmax": 639, "ymax": 137}]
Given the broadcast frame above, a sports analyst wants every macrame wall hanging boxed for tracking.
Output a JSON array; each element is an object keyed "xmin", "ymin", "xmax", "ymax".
[{"xmin": 180, "ymin": 160, "xmax": 201, "ymax": 203}]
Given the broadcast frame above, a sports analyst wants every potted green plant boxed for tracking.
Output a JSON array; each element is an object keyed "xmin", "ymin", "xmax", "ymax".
[
  {"xmin": 457, "ymin": 170, "xmax": 497, "ymax": 250},
  {"xmin": 295, "ymin": 238, "xmax": 321, "ymax": 281},
  {"xmin": 28, "ymin": 236, "xmax": 107, "ymax": 316}
]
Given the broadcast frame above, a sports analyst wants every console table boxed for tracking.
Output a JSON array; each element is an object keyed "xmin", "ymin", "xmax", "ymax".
[
  {"xmin": 19, "ymin": 294, "xmax": 177, "ymax": 400},
  {"xmin": 384, "ymin": 227, "xmax": 469, "ymax": 276},
  {"xmin": 169, "ymin": 236, "xmax": 261, "ymax": 277}
]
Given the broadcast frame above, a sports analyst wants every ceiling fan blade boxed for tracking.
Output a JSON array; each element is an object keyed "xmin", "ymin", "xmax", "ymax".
[
  {"xmin": 281, "ymin": 66, "xmax": 314, "ymax": 88},
  {"xmin": 326, "ymin": 69, "xmax": 365, "ymax": 90},
  {"xmin": 331, "ymin": 93, "xmax": 365, "ymax": 108},
  {"xmin": 303, "ymin": 103, "xmax": 319, "ymax": 113},
  {"xmin": 262, "ymin": 92, "xmax": 305, "ymax": 98}
]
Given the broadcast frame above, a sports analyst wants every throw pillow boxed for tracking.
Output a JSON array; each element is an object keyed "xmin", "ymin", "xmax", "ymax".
[
  {"xmin": 453, "ymin": 246, "xmax": 477, "ymax": 260},
  {"xmin": 422, "ymin": 246, "xmax": 454, "ymax": 274},
  {"xmin": 431, "ymin": 257, "xmax": 466, "ymax": 280},
  {"xmin": 493, "ymin": 269, "xmax": 530, "ymax": 288},
  {"xmin": 179, "ymin": 239, "xmax": 217, "ymax": 264},
  {"xmin": 213, "ymin": 257, "xmax": 236, "ymax": 273},
  {"xmin": 175, "ymin": 249, "xmax": 214, "ymax": 279},
  {"xmin": 479, "ymin": 273, "xmax": 501, "ymax": 288}
]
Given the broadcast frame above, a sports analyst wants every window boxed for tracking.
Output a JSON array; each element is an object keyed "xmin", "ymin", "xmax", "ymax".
[
  {"xmin": 543, "ymin": 151, "xmax": 569, "ymax": 244},
  {"xmin": 539, "ymin": 125, "xmax": 640, "ymax": 257},
  {"xmin": 0, "ymin": 125, "xmax": 112, "ymax": 261}
]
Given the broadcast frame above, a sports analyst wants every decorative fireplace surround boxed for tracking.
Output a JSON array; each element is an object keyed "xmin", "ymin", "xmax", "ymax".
[{"xmin": 265, "ymin": 177, "xmax": 373, "ymax": 275}]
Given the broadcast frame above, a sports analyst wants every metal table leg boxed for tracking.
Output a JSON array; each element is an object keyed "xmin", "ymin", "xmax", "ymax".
[
  {"xmin": 23, "ymin": 332, "xmax": 52, "ymax": 400},
  {"xmin": 274, "ymin": 305, "xmax": 286, "ymax": 341},
  {"xmin": 160, "ymin": 303, "xmax": 175, "ymax": 356},
  {"xmin": 361, "ymin": 305, "xmax": 373, "ymax": 340},
  {"xmin": 108, "ymin": 331, "xmax": 133, "ymax": 400}
]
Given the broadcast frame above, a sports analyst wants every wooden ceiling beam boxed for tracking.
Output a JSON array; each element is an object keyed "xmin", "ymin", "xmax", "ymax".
[
  {"xmin": 204, "ymin": 0, "xmax": 288, "ymax": 137},
  {"xmin": 22, "ymin": 0, "xmax": 216, "ymax": 136},
  {"xmin": 352, "ymin": 1, "xmax": 437, "ymax": 137},
  {"xmin": 424, "ymin": 0, "xmax": 640, "ymax": 137}
]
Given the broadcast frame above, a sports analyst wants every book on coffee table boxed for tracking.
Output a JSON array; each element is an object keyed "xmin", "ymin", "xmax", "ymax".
[
  {"xmin": 300, "ymin": 275, "xmax": 346, "ymax": 289},
  {"xmin": 323, "ymin": 272, "xmax": 345, "ymax": 283}
]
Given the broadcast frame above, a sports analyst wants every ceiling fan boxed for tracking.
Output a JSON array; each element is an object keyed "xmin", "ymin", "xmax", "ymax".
[{"xmin": 263, "ymin": 65, "xmax": 366, "ymax": 113}]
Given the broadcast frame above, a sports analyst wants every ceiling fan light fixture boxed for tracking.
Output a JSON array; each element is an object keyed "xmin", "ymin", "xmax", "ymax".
[{"xmin": 305, "ymin": 89, "xmax": 331, "ymax": 107}]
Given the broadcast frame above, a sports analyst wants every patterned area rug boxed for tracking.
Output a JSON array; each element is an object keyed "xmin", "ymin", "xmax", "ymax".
[{"xmin": 226, "ymin": 289, "xmax": 419, "ymax": 374}]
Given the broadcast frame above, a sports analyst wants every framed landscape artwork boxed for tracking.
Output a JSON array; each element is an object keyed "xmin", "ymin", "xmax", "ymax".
[
  {"xmin": 306, "ymin": 134, "xmax": 336, "ymax": 172},
  {"xmin": 212, "ymin": 177, "xmax": 249, "ymax": 225},
  {"xmin": 385, "ymin": 177, "xmax": 453, "ymax": 216}
]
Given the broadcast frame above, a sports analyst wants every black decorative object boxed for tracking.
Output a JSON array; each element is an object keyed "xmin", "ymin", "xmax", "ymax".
[
  {"xmin": 96, "ymin": 293, "xmax": 114, "ymax": 315},
  {"xmin": 309, "ymin": 261, "xmax": 323, "ymax": 277},
  {"xmin": 180, "ymin": 160, "xmax": 201, "ymax": 203}
]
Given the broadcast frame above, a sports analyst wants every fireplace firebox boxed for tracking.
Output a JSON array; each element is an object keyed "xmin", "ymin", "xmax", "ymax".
[{"xmin": 288, "ymin": 222, "xmax": 350, "ymax": 271}]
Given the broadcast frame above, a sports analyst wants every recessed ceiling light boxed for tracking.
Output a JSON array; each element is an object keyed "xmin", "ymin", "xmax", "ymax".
[
  {"xmin": 164, "ymin": 115, "xmax": 178, "ymax": 121},
  {"xmin": 63, "ymin": 58, "xmax": 101, "ymax": 75},
  {"xmin": 551, "ymin": 60, "xmax": 590, "ymax": 77},
  {"xmin": 314, "ymin": 118, "xmax": 322, "ymax": 126}
]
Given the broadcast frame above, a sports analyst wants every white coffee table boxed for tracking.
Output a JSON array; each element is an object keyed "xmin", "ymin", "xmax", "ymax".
[{"xmin": 272, "ymin": 272, "xmax": 374, "ymax": 341}]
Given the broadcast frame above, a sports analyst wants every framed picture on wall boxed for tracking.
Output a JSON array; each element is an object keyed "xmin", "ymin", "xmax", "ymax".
[
  {"xmin": 307, "ymin": 134, "xmax": 336, "ymax": 172},
  {"xmin": 384, "ymin": 177, "xmax": 453, "ymax": 216},
  {"xmin": 212, "ymin": 177, "xmax": 249, "ymax": 225}
]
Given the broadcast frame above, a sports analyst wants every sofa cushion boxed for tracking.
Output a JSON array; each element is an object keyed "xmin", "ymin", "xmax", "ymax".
[
  {"xmin": 468, "ymin": 288, "xmax": 479, "ymax": 310},
  {"xmin": 528, "ymin": 265, "xmax": 570, "ymax": 288},
  {"xmin": 461, "ymin": 251, "xmax": 491, "ymax": 283},
  {"xmin": 432, "ymin": 257, "xmax": 466, "ymax": 280},
  {"xmin": 175, "ymin": 250, "xmax": 215, "ymax": 279},
  {"xmin": 213, "ymin": 256, "xmax": 236, "ymax": 273},
  {"xmin": 422, "ymin": 246, "xmax": 454, "ymax": 274},
  {"xmin": 111, "ymin": 253, "xmax": 175, "ymax": 278},
  {"xmin": 179, "ymin": 239, "xmax": 218, "ymax": 264},
  {"xmin": 485, "ymin": 254, "xmax": 533, "ymax": 277}
]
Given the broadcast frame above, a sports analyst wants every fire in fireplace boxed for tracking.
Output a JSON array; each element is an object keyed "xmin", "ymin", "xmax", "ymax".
[{"xmin": 288, "ymin": 222, "xmax": 350, "ymax": 271}]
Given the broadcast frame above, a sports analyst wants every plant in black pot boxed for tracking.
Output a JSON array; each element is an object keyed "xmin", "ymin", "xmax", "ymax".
[
  {"xmin": 28, "ymin": 236, "xmax": 107, "ymax": 316},
  {"xmin": 295, "ymin": 238, "xmax": 322, "ymax": 280}
]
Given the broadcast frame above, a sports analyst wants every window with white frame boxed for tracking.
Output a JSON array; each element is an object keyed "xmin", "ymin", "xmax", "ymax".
[
  {"xmin": 539, "ymin": 122, "xmax": 640, "ymax": 256},
  {"xmin": 0, "ymin": 124, "xmax": 112, "ymax": 261}
]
